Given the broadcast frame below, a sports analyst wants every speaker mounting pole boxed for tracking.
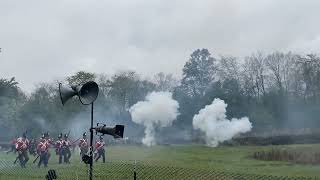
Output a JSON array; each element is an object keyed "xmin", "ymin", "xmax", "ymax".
[
  {"xmin": 89, "ymin": 102, "xmax": 94, "ymax": 180},
  {"xmin": 58, "ymin": 81, "xmax": 124, "ymax": 180},
  {"xmin": 58, "ymin": 81, "xmax": 99, "ymax": 180}
]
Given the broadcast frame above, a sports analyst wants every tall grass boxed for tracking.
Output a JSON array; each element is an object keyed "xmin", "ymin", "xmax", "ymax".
[{"xmin": 253, "ymin": 148, "xmax": 320, "ymax": 164}]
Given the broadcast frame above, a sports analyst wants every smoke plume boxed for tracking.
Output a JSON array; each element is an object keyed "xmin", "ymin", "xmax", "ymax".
[
  {"xmin": 193, "ymin": 98, "xmax": 252, "ymax": 147},
  {"xmin": 129, "ymin": 91, "xmax": 179, "ymax": 146}
]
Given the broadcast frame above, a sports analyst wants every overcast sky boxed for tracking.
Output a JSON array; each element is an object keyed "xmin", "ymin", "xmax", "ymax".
[{"xmin": 1, "ymin": 0, "xmax": 320, "ymax": 92}]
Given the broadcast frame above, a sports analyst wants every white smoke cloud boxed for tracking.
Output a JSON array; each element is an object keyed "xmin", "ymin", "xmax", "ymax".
[
  {"xmin": 129, "ymin": 91, "xmax": 179, "ymax": 146},
  {"xmin": 193, "ymin": 98, "xmax": 252, "ymax": 147}
]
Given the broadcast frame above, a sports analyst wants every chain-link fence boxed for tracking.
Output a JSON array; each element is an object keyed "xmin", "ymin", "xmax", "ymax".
[{"xmin": 0, "ymin": 159, "xmax": 318, "ymax": 180}]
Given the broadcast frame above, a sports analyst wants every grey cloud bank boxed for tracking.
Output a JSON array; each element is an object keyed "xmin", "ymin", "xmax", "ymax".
[{"xmin": 1, "ymin": 0, "xmax": 320, "ymax": 91}]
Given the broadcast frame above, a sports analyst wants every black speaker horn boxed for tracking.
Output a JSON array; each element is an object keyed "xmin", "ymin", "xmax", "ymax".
[
  {"xmin": 93, "ymin": 125, "xmax": 124, "ymax": 138},
  {"xmin": 59, "ymin": 81, "xmax": 99, "ymax": 105}
]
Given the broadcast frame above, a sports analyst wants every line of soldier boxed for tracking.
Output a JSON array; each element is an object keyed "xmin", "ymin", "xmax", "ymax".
[{"xmin": 10, "ymin": 131, "xmax": 106, "ymax": 168}]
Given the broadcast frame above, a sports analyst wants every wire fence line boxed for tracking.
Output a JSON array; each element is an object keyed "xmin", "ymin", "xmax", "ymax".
[{"xmin": 0, "ymin": 159, "xmax": 318, "ymax": 180}]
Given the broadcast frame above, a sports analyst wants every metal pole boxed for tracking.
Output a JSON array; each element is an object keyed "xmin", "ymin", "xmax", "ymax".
[
  {"xmin": 89, "ymin": 102, "xmax": 94, "ymax": 180},
  {"xmin": 134, "ymin": 160, "xmax": 137, "ymax": 180}
]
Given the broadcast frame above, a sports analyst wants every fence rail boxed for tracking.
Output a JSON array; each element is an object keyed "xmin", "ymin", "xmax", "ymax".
[{"xmin": 0, "ymin": 159, "xmax": 318, "ymax": 180}]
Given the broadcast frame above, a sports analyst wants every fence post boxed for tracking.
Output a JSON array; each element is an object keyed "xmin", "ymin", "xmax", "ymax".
[{"xmin": 134, "ymin": 160, "xmax": 137, "ymax": 180}]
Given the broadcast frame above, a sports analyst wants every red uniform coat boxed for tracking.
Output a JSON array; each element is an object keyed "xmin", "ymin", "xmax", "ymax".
[
  {"xmin": 79, "ymin": 138, "xmax": 88, "ymax": 148},
  {"xmin": 95, "ymin": 141, "xmax": 105, "ymax": 150},
  {"xmin": 62, "ymin": 139, "xmax": 71, "ymax": 147},
  {"xmin": 37, "ymin": 139, "xmax": 49, "ymax": 153},
  {"xmin": 11, "ymin": 138, "xmax": 17, "ymax": 145},
  {"xmin": 55, "ymin": 139, "xmax": 63, "ymax": 149},
  {"xmin": 15, "ymin": 138, "xmax": 29, "ymax": 151}
]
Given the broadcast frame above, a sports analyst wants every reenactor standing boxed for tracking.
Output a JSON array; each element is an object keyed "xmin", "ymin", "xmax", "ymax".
[
  {"xmin": 7, "ymin": 136, "xmax": 17, "ymax": 154},
  {"xmin": 15, "ymin": 133, "xmax": 29, "ymax": 168},
  {"xmin": 55, "ymin": 133, "xmax": 62, "ymax": 155},
  {"xmin": 94, "ymin": 136, "xmax": 105, "ymax": 163},
  {"xmin": 44, "ymin": 132, "xmax": 52, "ymax": 162},
  {"xmin": 37, "ymin": 134, "xmax": 50, "ymax": 168},
  {"xmin": 55, "ymin": 133, "xmax": 64, "ymax": 164},
  {"xmin": 62, "ymin": 134, "xmax": 71, "ymax": 163},
  {"xmin": 78, "ymin": 132, "xmax": 88, "ymax": 158}
]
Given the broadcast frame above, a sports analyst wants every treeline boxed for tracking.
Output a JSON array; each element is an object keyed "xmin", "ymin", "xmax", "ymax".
[{"xmin": 1, "ymin": 49, "xmax": 320, "ymax": 140}]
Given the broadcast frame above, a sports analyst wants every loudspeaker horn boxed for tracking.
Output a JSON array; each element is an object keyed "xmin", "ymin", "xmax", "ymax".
[
  {"xmin": 94, "ymin": 125, "xmax": 124, "ymax": 138},
  {"xmin": 58, "ymin": 81, "xmax": 99, "ymax": 105}
]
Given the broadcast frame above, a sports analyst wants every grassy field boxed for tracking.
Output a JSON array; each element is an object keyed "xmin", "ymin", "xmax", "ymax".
[{"xmin": 0, "ymin": 144, "xmax": 319, "ymax": 179}]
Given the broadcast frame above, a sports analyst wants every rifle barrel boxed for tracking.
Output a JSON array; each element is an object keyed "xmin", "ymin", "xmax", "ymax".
[{"xmin": 33, "ymin": 155, "xmax": 40, "ymax": 163}]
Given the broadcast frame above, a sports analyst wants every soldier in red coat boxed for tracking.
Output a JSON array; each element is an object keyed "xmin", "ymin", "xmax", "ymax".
[
  {"xmin": 55, "ymin": 133, "xmax": 64, "ymax": 164},
  {"xmin": 44, "ymin": 132, "xmax": 54, "ymax": 147},
  {"xmin": 15, "ymin": 133, "xmax": 29, "ymax": 168},
  {"xmin": 94, "ymin": 136, "xmax": 105, "ymax": 163},
  {"xmin": 78, "ymin": 132, "xmax": 88, "ymax": 158},
  {"xmin": 44, "ymin": 132, "xmax": 53, "ymax": 163},
  {"xmin": 37, "ymin": 134, "xmax": 50, "ymax": 168},
  {"xmin": 7, "ymin": 136, "xmax": 17, "ymax": 154},
  {"xmin": 62, "ymin": 134, "xmax": 71, "ymax": 163}
]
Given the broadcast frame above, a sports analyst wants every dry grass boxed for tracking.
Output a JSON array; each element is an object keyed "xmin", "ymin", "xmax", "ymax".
[{"xmin": 253, "ymin": 148, "xmax": 320, "ymax": 164}]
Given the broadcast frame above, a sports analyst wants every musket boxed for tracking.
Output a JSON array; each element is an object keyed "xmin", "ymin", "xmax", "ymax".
[
  {"xmin": 13, "ymin": 156, "xmax": 19, "ymax": 164},
  {"xmin": 33, "ymin": 154, "xmax": 40, "ymax": 164},
  {"xmin": 6, "ymin": 149, "xmax": 13, "ymax": 154},
  {"xmin": 71, "ymin": 137, "xmax": 81, "ymax": 144}
]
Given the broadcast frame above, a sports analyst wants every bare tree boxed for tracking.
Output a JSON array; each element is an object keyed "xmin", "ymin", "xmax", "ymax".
[
  {"xmin": 153, "ymin": 72, "xmax": 179, "ymax": 92},
  {"xmin": 265, "ymin": 52, "xmax": 296, "ymax": 93},
  {"xmin": 217, "ymin": 56, "xmax": 241, "ymax": 82},
  {"xmin": 295, "ymin": 54, "xmax": 320, "ymax": 102},
  {"xmin": 242, "ymin": 52, "xmax": 267, "ymax": 100}
]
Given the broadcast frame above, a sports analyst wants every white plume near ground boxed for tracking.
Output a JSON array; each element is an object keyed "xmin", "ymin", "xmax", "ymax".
[
  {"xmin": 129, "ymin": 91, "xmax": 179, "ymax": 146},
  {"xmin": 193, "ymin": 98, "xmax": 252, "ymax": 147}
]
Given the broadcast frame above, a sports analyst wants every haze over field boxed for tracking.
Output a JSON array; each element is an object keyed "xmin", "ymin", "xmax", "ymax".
[{"xmin": 1, "ymin": 1, "xmax": 320, "ymax": 147}]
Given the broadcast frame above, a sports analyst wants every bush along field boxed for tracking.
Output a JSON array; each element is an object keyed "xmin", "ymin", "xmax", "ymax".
[{"xmin": 0, "ymin": 144, "xmax": 320, "ymax": 180}]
